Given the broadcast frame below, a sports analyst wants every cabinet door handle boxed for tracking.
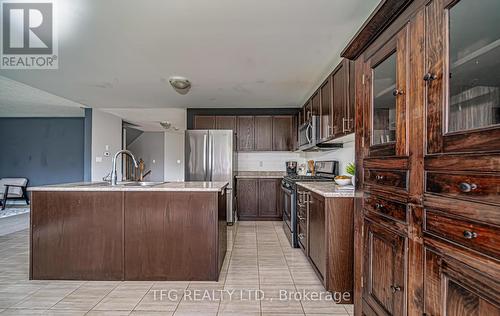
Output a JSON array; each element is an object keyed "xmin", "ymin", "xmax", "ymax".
[
  {"xmin": 423, "ymin": 73, "xmax": 437, "ymax": 81},
  {"xmin": 390, "ymin": 285, "xmax": 402, "ymax": 293},
  {"xmin": 459, "ymin": 182, "xmax": 477, "ymax": 193},
  {"xmin": 392, "ymin": 89, "xmax": 404, "ymax": 96},
  {"xmin": 298, "ymin": 215, "xmax": 305, "ymax": 221},
  {"xmin": 463, "ymin": 230, "xmax": 478, "ymax": 240}
]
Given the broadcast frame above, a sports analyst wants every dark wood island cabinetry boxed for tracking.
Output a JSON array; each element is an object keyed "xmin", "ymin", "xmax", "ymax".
[{"xmin": 29, "ymin": 182, "xmax": 228, "ymax": 281}]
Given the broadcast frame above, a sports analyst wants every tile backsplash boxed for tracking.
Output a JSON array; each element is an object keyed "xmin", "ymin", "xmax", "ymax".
[
  {"xmin": 237, "ymin": 140, "xmax": 355, "ymax": 175},
  {"xmin": 237, "ymin": 152, "xmax": 303, "ymax": 171}
]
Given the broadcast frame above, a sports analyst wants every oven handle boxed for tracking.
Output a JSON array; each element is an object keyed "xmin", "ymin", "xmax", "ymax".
[{"xmin": 281, "ymin": 185, "xmax": 293, "ymax": 195}]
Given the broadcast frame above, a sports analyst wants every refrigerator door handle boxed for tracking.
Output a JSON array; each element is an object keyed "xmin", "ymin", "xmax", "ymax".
[
  {"xmin": 203, "ymin": 134, "xmax": 208, "ymax": 181},
  {"xmin": 208, "ymin": 133, "xmax": 213, "ymax": 181}
]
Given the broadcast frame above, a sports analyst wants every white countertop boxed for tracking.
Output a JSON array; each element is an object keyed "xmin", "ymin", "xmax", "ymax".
[
  {"xmin": 28, "ymin": 181, "xmax": 229, "ymax": 192},
  {"xmin": 296, "ymin": 182, "xmax": 355, "ymax": 198}
]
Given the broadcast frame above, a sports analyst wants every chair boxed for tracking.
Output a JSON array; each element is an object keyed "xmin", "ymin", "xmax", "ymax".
[{"xmin": 0, "ymin": 178, "xmax": 30, "ymax": 210}]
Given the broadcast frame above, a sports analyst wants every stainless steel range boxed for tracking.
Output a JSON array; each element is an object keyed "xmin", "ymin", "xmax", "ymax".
[{"xmin": 281, "ymin": 161, "xmax": 339, "ymax": 248}]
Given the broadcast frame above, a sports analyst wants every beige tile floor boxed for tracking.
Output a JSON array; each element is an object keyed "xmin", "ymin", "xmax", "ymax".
[{"xmin": 0, "ymin": 221, "xmax": 353, "ymax": 315}]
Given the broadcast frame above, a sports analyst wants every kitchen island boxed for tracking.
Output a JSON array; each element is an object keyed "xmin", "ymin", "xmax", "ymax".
[{"xmin": 28, "ymin": 181, "xmax": 228, "ymax": 281}]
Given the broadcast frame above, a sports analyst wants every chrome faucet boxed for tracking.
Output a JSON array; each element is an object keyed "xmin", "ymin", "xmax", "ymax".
[{"xmin": 111, "ymin": 150, "xmax": 138, "ymax": 185}]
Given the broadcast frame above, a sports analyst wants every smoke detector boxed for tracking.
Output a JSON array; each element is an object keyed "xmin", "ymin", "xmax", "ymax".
[{"xmin": 168, "ymin": 76, "xmax": 191, "ymax": 94}]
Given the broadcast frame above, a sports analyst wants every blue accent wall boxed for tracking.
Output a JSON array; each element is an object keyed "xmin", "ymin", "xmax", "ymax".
[{"xmin": 0, "ymin": 118, "xmax": 85, "ymax": 186}]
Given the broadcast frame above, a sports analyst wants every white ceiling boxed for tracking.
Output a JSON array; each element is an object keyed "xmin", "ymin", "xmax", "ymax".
[
  {"xmin": 0, "ymin": 0, "xmax": 379, "ymax": 110},
  {"xmin": 104, "ymin": 108, "xmax": 187, "ymax": 132},
  {"xmin": 0, "ymin": 76, "xmax": 84, "ymax": 117}
]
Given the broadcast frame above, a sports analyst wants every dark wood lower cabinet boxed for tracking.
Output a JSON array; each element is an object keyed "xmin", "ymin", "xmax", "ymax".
[
  {"xmin": 297, "ymin": 186, "xmax": 354, "ymax": 303},
  {"xmin": 424, "ymin": 240, "xmax": 500, "ymax": 316},
  {"xmin": 124, "ymin": 192, "xmax": 225, "ymax": 281},
  {"xmin": 237, "ymin": 178, "xmax": 282, "ymax": 220},
  {"xmin": 236, "ymin": 178, "xmax": 259, "ymax": 218},
  {"xmin": 363, "ymin": 219, "xmax": 406, "ymax": 316},
  {"xmin": 308, "ymin": 193, "xmax": 326, "ymax": 277},
  {"xmin": 258, "ymin": 179, "xmax": 280, "ymax": 218},
  {"xmin": 30, "ymin": 190, "xmax": 227, "ymax": 281},
  {"xmin": 31, "ymin": 191, "xmax": 124, "ymax": 280}
]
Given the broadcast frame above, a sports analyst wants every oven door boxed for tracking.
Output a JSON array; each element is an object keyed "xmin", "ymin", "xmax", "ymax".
[
  {"xmin": 282, "ymin": 184, "xmax": 292, "ymax": 228},
  {"xmin": 281, "ymin": 182, "xmax": 298, "ymax": 247}
]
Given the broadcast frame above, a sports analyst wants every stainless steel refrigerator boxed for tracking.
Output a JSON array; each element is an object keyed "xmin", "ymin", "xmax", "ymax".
[{"xmin": 185, "ymin": 130, "xmax": 236, "ymax": 224}]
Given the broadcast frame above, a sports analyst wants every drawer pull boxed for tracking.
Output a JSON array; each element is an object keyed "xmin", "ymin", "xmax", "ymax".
[
  {"xmin": 298, "ymin": 233, "xmax": 305, "ymax": 240},
  {"xmin": 390, "ymin": 285, "xmax": 402, "ymax": 293},
  {"xmin": 463, "ymin": 230, "xmax": 478, "ymax": 240},
  {"xmin": 376, "ymin": 175, "xmax": 384, "ymax": 181},
  {"xmin": 392, "ymin": 89, "xmax": 404, "ymax": 96},
  {"xmin": 375, "ymin": 203, "xmax": 384, "ymax": 210},
  {"xmin": 459, "ymin": 182, "xmax": 477, "ymax": 193},
  {"xmin": 423, "ymin": 73, "xmax": 437, "ymax": 81}
]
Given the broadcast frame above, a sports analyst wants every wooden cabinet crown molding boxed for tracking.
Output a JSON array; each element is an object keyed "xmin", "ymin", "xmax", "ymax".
[{"xmin": 341, "ymin": 0, "xmax": 413, "ymax": 59}]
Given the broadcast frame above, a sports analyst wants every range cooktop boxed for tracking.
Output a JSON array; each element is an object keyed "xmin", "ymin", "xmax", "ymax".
[{"xmin": 283, "ymin": 175, "xmax": 334, "ymax": 182}]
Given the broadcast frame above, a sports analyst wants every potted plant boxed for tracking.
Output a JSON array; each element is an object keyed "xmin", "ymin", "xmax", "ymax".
[{"xmin": 346, "ymin": 162, "xmax": 356, "ymax": 186}]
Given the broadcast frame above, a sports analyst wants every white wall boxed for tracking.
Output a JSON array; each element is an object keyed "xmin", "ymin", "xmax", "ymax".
[
  {"xmin": 237, "ymin": 139, "xmax": 355, "ymax": 175},
  {"xmin": 164, "ymin": 131, "xmax": 185, "ymax": 181},
  {"xmin": 237, "ymin": 152, "xmax": 303, "ymax": 171},
  {"xmin": 163, "ymin": 109, "xmax": 187, "ymax": 182},
  {"xmin": 303, "ymin": 141, "xmax": 355, "ymax": 175},
  {"xmin": 127, "ymin": 132, "xmax": 165, "ymax": 182},
  {"xmin": 91, "ymin": 109, "xmax": 123, "ymax": 181}
]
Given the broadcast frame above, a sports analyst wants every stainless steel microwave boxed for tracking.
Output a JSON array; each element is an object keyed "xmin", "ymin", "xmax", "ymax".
[{"xmin": 298, "ymin": 116, "xmax": 319, "ymax": 151}]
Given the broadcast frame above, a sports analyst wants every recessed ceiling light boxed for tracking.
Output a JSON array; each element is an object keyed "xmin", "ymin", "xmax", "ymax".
[{"xmin": 168, "ymin": 76, "xmax": 191, "ymax": 90}]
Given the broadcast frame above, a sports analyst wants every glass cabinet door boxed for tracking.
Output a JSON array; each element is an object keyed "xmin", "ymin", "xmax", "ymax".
[
  {"xmin": 426, "ymin": 0, "xmax": 500, "ymax": 154},
  {"xmin": 366, "ymin": 25, "xmax": 408, "ymax": 157},
  {"xmin": 372, "ymin": 53, "xmax": 397, "ymax": 145},
  {"xmin": 447, "ymin": 0, "xmax": 500, "ymax": 133}
]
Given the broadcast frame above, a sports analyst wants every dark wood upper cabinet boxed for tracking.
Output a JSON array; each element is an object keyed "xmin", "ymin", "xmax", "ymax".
[
  {"xmin": 363, "ymin": 25, "xmax": 409, "ymax": 158},
  {"xmin": 272, "ymin": 116, "xmax": 293, "ymax": 151},
  {"xmin": 426, "ymin": 0, "xmax": 500, "ymax": 155},
  {"xmin": 304, "ymin": 100, "xmax": 313, "ymax": 122},
  {"xmin": 193, "ymin": 114, "xmax": 294, "ymax": 152},
  {"xmin": 255, "ymin": 116, "xmax": 273, "ymax": 151},
  {"xmin": 331, "ymin": 61, "xmax": 349, "ymax": 138},
  {"xmin": 193, "ymin": 115, "xmax": 216, "ymax": 129},
  {"xmin": 363, "ymin": 220, "xmax": 407, "ymax": 316},
  {"xmin": 312, "ymin": 92, "xmax": 320, "ymax": 118},
  {"xmin": 237, "ymin": 116, "xmax": 255, "ymax": 151},
  {"xmin": 320, "ymin": 78, "xmax": 332, "ymax": 140},
  {"xmin": 215, "ymin": 116, "xmax": 236, "ymax": 130}
]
